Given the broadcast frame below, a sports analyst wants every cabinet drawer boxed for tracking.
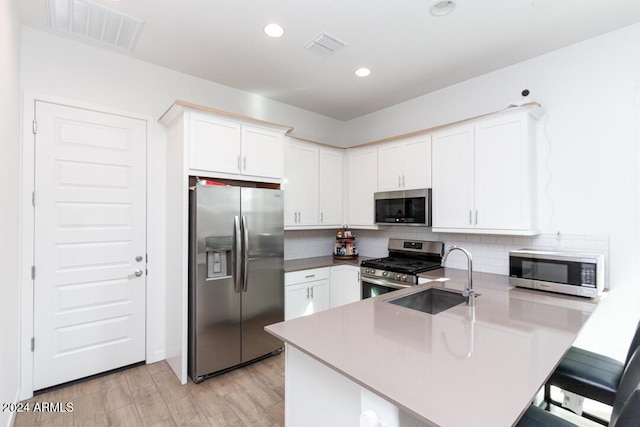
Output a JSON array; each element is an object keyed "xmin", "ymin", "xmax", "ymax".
[{"xmin": 285, "ymin": 267, "xmax": 330, "ymax": 286}]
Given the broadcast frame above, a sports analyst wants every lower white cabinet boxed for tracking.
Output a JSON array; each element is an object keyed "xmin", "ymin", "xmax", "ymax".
[
  {"xmin": 285, "ymin": 268, "xmax": 331, "ymax": 320},
  {"xmin": 285, "ymin": 265, "xmax": 362, "ymax": 320},
  {"xmin": 330, "ymin": 265, "xmax": 361, "ymax": 308}
]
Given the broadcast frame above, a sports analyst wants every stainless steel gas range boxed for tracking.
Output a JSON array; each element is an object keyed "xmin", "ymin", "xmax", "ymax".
[{"xmin": 360, "ymin": 239, "xmax": 445, "ymax": 299}]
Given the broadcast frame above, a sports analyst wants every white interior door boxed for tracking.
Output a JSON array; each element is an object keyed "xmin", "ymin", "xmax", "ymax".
[{"xmin": 33, "ymin": 101, "xmax": 147, "ymax": 390}]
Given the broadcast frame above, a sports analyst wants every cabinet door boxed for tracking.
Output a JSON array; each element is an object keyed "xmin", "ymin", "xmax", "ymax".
[
  {"xmin": 241, "ymin": 125, "xmax": 283, "ymax": 179},
  {"xmin": 377, "ymin": 143, "xmax": 402, "ymax": 191},
  {"xmin": 346, "ymin": 147, "xmax": 378, "ymax": 227},
  {"xmin": 319, "ymin": 148, "xmax": 344, "ymax": 227},
  {"xmin": 284, "ymin": 141, "xmax": 319, "ymax": 227},
  {"xmin": 402, "ymin": 135, "xmax": 431, "ymax": 190},
  {"xmin": 431, "ymin": 125, "xmax": 475, "ymax": 229},
  {"xmin": 285, "ymin": 282, "xmax": 313, "ymax": 321},
  {"xmin": 310, "ymin": 279, "xmax": 331, "ymax": 313},
  {"xmin": 474, "ymin": 114, "xmax": 533, "ymax": 231},
  {"xmin": 330, "ymin": 266, "xmax": 346, "ymax": 308},
  {"xmin": 283, "ymin": 143, "xmax": 297, "ymax": 227},
  {"xmin": 189, "ymin": 112, "xmax": 241, "ymax": 174},
  {"xmin": 344, "ymin": 266, "xmax": 361, "ymax": 304}
]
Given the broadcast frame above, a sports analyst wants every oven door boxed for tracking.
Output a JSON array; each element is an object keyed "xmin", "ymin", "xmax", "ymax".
[{"xmin": 361, "ymin": 276, "xmax": 412, "ymax": 299}]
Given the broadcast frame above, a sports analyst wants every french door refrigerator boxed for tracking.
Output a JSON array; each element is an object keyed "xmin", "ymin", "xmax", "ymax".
[{"xmin": 188, "ymin": 182, "xmax": 284, "ymax": 383}]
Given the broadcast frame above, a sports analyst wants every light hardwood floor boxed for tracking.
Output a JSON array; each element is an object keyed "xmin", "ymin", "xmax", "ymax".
[{"xmin": 14, "ymin": 352, "xmax": 285, "ymax": 427}]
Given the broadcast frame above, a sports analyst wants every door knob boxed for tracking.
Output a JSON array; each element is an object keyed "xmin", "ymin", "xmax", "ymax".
[
  {"xmin": 135, "ymin": 255, "xmax": 144, "ymax": 262},
  {"xmin": 128, "ymin": 269, "xmax": 143, "ymax": 278}
]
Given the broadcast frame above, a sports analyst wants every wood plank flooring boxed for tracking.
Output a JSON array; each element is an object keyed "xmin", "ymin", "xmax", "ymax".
[{"xmin": 14, "ymin": 352, "xmax": 285, "ymax": 427}]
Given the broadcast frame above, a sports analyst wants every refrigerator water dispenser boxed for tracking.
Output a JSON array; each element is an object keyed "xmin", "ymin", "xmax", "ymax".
[{"xmin": 205, "ymin": 236, "xmax": 232, "ymax": 279}]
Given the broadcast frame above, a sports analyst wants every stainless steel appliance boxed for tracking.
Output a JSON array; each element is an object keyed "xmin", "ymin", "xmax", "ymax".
[
  {"xmin": 361, "ymin": 239, "xmax": 444, "ymax": 298},
  {"xmin": 189, "ymin": 181, "xmax": 284, "ymax": 383},
  {"xmin": 374, "ymin": 189, "xmax": 431, "ymax": 226},
  {"xmin": 509, "ymin": 249, "xmax": 604, "ymax": 298}
]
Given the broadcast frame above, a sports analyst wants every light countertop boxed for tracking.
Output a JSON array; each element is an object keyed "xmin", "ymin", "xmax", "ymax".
[{"xmin": 266, "ymin": 269, "xmax": 599, "ymax": 426}]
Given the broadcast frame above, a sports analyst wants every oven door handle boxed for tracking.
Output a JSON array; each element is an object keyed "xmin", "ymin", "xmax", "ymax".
[{"xmin": 362, "ymin": 277, "xmax": 413, "ymax": 290}]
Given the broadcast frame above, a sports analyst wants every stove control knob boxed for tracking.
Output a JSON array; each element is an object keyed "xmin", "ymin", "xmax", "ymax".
[
  {"xmin": 382, "ymin": 271, "xmax": 388, "ymax": 277},
  {"xmin": 395, "ymin": 274, "xmax": 401, "ymax": 280},
  {"xmin": 401, "ymin": 275, "xmax": 407, "ymax": 281}
]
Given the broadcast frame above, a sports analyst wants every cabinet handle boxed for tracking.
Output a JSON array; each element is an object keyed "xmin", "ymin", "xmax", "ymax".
[
  {"xmin": 306, "ymin": 287, "xmax": 310, "ymax": 299},
  {"xmin": 305, "ymin": 274, "xmax": 316, "ymax": 279},
  {"xmin": 320, "ymin": 212, "xmax": 324, "ymax": 223},
  {"xmin": 469, "ymin": 210, "xmax": 472, "ymax": 225},
  {"xmin": 243, "ymin": 156, "xmax": 247, "ymax": 170},
  {"xmin": 310, "ymin": 286, "xmax": 314, "ymax": 298},
  {"xmin": 475, "ymin": 210, "xmax": 478, "ymax": 225},
  {"xmin": 402, "ymin": 175, "xmax": 405, "ymax": 187},
  {"xmin": 237, "ymin": 155, "xmax": 241, "ymax": 171},
  {"xmin": 398, "ymin": 176, "xmax": 401, "ymax": 187}
]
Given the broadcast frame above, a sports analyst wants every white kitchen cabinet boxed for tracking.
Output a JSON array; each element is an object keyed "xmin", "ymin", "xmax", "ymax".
[
  {"xmin": 345, "ymin": 146, "xmax": 378, "ymax": 228},
  {"xmin": 377, "ymin": 134, "xmax": 432, "ymax": 191},
  {"xmin": 285, "ymin": 268, "xmax": 331, "ymax": 320},
  {"xmin": 188, "ymin": 110, "xmax": 284, "ymax": 179},
  {"xmin": 318, "ymin": 147, "xmax": 344, "ymax": 227},
  {"xmin": 330, "ymin": 265, "xmax": 361, "ymax": 308},
  {"xmin": 241, "ymin": 125, "xmax": 284, "ymax": 179},
  {"xmin": 284, "ymin": 140, "xmax": 319, "ymax": 227},
  {"xmin": 432, "ymin": 107, "xmax": 540, "ymax": 235}
]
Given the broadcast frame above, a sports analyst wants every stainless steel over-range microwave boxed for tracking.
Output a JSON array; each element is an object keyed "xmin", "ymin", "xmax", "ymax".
[
  {"xmin": 509, "ymin": 249, "xmax": 605, "ymax": 298},
  {"xmin": 374, "ymin": 188, "xmax": 432, "ymax": 226}
]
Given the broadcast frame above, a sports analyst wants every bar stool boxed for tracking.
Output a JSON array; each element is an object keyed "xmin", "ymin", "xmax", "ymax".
[
  {"xmin": 519, "ymin": 346, "xmax": 640, "ymax": 427},
  {"xmin": 544, "ymin": 320, "xmax": 640, "ymax": 424}
]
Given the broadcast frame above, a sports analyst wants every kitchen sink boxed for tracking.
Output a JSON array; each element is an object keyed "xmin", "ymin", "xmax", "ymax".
[{"xmin": 386, "ymin": 287, "xmax": 468, "ymax": 315}]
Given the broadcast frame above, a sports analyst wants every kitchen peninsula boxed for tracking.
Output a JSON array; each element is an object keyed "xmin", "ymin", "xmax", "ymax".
[{"xmin": 265, "ymin": 269, "xmax": 599, "ymax": 426}]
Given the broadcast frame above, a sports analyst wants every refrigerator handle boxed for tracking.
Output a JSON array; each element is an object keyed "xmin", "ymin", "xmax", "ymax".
[
  {"xmin": 234, "ymin": 216, "xmax": 243, "ymax": 293},
  {"xmin": 241, "ymin": 215, "xmax": 249, "ymax": 292}
]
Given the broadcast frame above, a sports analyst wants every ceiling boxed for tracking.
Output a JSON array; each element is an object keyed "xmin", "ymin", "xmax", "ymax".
[{"xmin": 17, "ymin": 0, "xmax": 640, "ymax": 121}]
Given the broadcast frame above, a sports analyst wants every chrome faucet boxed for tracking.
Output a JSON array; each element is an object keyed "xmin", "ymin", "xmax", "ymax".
[{"xmin": 441, "ymin": 246, "xmax": 475, "ymax": 306}]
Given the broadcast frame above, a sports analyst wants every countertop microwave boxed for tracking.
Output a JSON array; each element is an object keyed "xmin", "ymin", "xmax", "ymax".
[
  {"xmin": 374, "ymin": 189, "xmax": 431, "ymax": 226},
  {"xmin": 509, "ymin": 249, "xmax": 605, "ymax": 298}
]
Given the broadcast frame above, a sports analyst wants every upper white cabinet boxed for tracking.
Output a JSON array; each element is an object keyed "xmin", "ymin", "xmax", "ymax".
[
  {"xmin": 284, "ymin": 140, "xmax": 319, "ymax": 227},
  {"xmin": 284, "ymin": 140, "xmax": 344, "ymax": 229},
  {"xmin": 187, "ymin": 110, "xmax": 284, "ymax": 180},
  {"xmin": 345, "ymin": 146, "xmax": 378, "ymax": 228},
  {"xmin": 432, "ymin": 108, "xmax": 540, "ymax": 235},
  {"xmin": 318, "ymin": 147, "xmax": 344, "ymax": 227},
  {"xmin": 377, "ymin": 134, "xmax": 432, "ymax": 191}
]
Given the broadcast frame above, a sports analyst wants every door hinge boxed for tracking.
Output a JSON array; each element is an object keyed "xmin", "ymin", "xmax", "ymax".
[
  {"xmin": 31, "ymin": 265, "xmax": 36, "ymax": 279},
  {"xmin": 31, "ymin": 337, "xmax": 35, "ymax": 352},
  {"xmin": 32, "ymin": 120, "xmax": 37, "ymax": 134}
]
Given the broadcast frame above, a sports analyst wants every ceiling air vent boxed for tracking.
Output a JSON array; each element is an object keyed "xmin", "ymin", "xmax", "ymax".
[
  {"xmin": 305, "ymin": 33, "xmax": 347, "ymax": 57},
  {"xmin": 48, "ymin": 0, "xmax": 144, "ymax": 51}
]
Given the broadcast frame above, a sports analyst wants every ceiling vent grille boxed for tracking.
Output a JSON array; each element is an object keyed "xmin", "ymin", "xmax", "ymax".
[
  {"xmin": 48, "ymin": 0, "xmax": 144, "ymax": 51},
  {"xmin": 305, "ymin": 33, "xmax": 347, "ymax": 57}
]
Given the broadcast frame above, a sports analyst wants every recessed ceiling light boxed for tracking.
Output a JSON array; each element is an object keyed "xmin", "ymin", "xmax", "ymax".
[
  {"xmin": 430, "ymin": 1, "xmax": 456, "ymax": 16},
  {"xmin": 355, "ymin": 67, "xmax": 371, "ymax": 77},
  {"xmin": 264, "ymin": 23, "xmax": 285, "ymax": 38}
]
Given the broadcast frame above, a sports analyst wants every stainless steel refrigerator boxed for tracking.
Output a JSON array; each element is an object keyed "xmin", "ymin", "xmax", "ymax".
[{"xmin": 188, "ymin": 182, "xmax": 284, "ymax": 383}]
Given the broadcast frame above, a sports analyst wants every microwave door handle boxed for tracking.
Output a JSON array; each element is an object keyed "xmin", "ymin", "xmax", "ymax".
[
  {"xmin": 241, "ymin": 215, "xmax": 249, "ymax": 292},
  {"xmin": 234, "ymin": 216, "xmax": 242, "ymax": 293}
]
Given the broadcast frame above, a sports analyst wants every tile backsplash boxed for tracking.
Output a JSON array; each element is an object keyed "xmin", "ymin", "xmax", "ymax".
[{"xmin": 285, "ymin": 227, "xmax": 610, "ymax": 284}]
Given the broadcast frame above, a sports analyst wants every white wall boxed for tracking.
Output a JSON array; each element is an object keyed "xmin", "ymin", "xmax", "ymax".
[
  {"xmin": 0, "ymin": 0, "xmax": 22, "ymax": 425},
  {"xmin": 20, "ymin": 27, "xmax": 344, "ymax": 146}
]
